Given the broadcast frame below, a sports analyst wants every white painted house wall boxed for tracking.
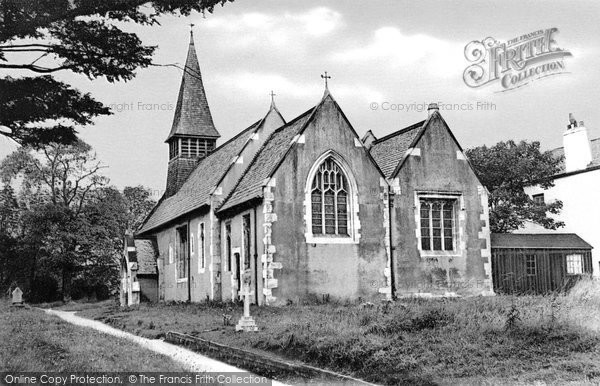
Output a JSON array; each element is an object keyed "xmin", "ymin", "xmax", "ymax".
[
  {"xmin": 523, "ymin": 170, "xmax": 600, "ymax": 277},
  {"xmin": 522, "ymin": 118, "xmax": 599, "ymax": 277}
]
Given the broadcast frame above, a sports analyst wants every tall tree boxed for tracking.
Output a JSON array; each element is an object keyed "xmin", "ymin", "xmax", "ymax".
[
  {"xmin": 0, "ymin": 0, "xmax": 234, "ymax": 146},
  {"xmin": 1, "ymin": 140, "xmax": 108, "ymax": 213},
  {"xmin": 1, "ymin": 140, "xmax": 108, "ymax": 300},
  {"xmin": 465, "ymin": 140, "xmax": 564, "ymax": 233}
]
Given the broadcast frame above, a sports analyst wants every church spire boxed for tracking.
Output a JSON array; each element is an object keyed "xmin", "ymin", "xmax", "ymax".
[
  {"xmin": 166, "ymin": 29, "xmax": 220, "ymax": 141},
  {"xmin": 165, "ymin": 29, "xmax": 220, "ymax": 197}
]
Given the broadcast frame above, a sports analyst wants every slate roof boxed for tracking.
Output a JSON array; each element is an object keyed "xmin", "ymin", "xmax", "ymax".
[
  {"xmin": 549, "ymin": 137, "xmax": 600, "ymax": 174},
  {"xmin": 166, "ymin": 33, "xmax": 220, "ymax": 141},
  {"xmin": 218, "ymin": 107, "xmax": 315, "ymax": 213},
  {"xmin": 369, "ymin": 120, "xmax": 425, "ymax": 178},
  {"xmin": 137, "ymin": 120, "xmax": 262, "ymax": 234},
  {"xmin": 491, "ymin": 233, "xmax": 593, "ymax": 250},
  {"xmin": 133, "ymin": 239, "xmax": 159, "ymax": 275}
]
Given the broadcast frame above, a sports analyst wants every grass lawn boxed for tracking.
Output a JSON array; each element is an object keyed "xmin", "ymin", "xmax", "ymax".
[
  {"xmin": 0, "ymin": 301, "xmax": 187, "ymax": 372},
  {"xmin": 81, "ymin": 279, "xmax": 600, "ymax": 385}
]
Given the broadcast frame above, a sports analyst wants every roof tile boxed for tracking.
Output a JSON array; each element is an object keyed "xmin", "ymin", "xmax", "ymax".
[
  {"xmin": 138, "ymin": 120, "xmax": 261, "ymax": 234},
  {"xmin": 369, "ymin": 121, "xmax": 425, "ymax": 178},
  {"xmin": 491, "ymin": 233, "xmax": 593, "ymax": 249},
  {"xmin": 218, "ymin": 108, "xmax": 314, "ymax": 212},
  {"xmin": 166, "ymin": 35, "xmax": 220, "ymax": 140}
]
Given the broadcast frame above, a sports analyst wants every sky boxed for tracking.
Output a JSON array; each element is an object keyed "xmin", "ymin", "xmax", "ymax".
[{"xmin": 1, "ymin": 0, "xmax": 600, "ymax": 199}]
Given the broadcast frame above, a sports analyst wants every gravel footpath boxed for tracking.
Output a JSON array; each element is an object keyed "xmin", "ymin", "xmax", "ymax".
[{"xmin": 45, "ymin": 309, "xmax": 288, "ymax": 386}]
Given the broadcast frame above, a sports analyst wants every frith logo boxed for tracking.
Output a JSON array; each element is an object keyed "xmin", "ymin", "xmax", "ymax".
[{"xmin": 463, "ymin": 28, "xmax": 572, "ymax": 92}]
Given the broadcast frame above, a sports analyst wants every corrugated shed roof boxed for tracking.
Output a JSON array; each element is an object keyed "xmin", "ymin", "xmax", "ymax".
[
  {"xmin": 166, "ymin": 34, "xmax": 220, "ymax": 140},
  {"xmin": 138, "ymin": 120, "xmax": 261, "ymax": 234},
  {"xmin": 550, "ymin": 137, "xmax": 600, "ymax": 173},
  {"xmin": 369, "ymin": 121, "xmax": 425, "ymax": 178},
  {"xmin": 133, "ymin": 239, "xmax": 158, "ymax": 275},
  {"xmin": 218, "ymin": 108, "xmax": 314, "ymax": 213},
  {"xmin": 491, "ymin": 233, "xmax": 593, "ymax": 250}
]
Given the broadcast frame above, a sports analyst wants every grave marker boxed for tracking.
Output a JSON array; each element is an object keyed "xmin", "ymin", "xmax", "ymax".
[
  {"xmin": 235, "ymin": 270, "xmax": 259, "ymax": 332},
  {"xmin": 12, "ymin": 287, "xmax": 23, "ymax": 305}
]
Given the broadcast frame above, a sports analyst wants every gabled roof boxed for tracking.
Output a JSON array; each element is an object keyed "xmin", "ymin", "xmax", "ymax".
[
  {"xmin": 137, "ymin": 119, "xmax": 262, "ymax": 234},
  {"xmin": 166, "ymin": 32, "xmax": 220, "ymax": 141},
  {"xmin": 217, "ymin": 107, "xmax": 315, "ymax": 213},
  {"xmin": 549, "ymin": 137, "xmax": 600, "ymax": 174},
  {"xmin": 491, "ymin": 233, "xmax": 593, "ymax": 250},
  {"xmin": 369, "ymin": 121, "xmax": 425, "ymax": 178},
  {"xmin": 133, "ymin": 239, "xmax": 159, "ymax": 275},
  {"xmin": 218, "ymin": 91, "xmax": 390, "ymax": 213}
]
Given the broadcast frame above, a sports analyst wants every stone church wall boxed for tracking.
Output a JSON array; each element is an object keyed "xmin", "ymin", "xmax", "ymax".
[
  {"xmin": 391, "ymin": 114, "xmax": 493, "ymax": 297},
  {"xmin": 267, "ymin": 97, "xmax": 389, "ymax": 305}
]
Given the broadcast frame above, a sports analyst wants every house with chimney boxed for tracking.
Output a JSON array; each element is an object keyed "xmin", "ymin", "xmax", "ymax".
[
  {"xmin": 520, "ymin": 115, "xmax": 600, "ymax": 278},
  {"xmin": 126, "ymin": 31, "xmax": 495, "ymax": 305}
]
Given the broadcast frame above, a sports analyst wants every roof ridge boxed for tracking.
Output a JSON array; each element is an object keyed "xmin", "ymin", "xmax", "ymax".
[
  {"xmin": 173, "ymin": 119, "xmax": 262, "ymax": 190},
  {"xmin": 217, "ymin": 106, "xmax": 316, "ymax": 212},
  {"xmin": 184, "ymin": 119, "xmax": 261, "ymax": 174},
  {"xmin": 136, "ymin": 119, "xmax": 263, "ymax": 235},
  {"xmin": 211, "ymin": 105, "xmax": 285, "ymax": 194},
  {"xmin": 372, "ymin": 120, "xmax": 426, "ymax": 145},
  {"xmin": 271, "ymin": 106, "xmax": 316, "ymax": 135}
]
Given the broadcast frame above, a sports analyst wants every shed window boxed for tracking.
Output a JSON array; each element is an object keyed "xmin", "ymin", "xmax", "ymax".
[
  {"xmin": 526, "ymin": 254, "xmax": 536, "ymax": 276},
  {"xmin": 566, "ymin": 254, "xmax": 583, "ymax": 275},
  {"xmin": 420, "ymin": 198, "xmax": 456, "ymax": 251},
  {"xmin": 532, "ymin": 193, "xmax": 545, "ymax": 205},
  {"xmin": 310, "ymin": 157, "xmax": 349, "ymax": 236}
]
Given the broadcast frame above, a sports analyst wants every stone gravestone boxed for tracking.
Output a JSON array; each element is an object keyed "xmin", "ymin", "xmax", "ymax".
[
  {"xmin": 12, "ymin": 287, "xmax": 23, "ymax": 305},
  {"xmin": 235, "ymin": 270, "xmax": 259, "ymax": 332}
]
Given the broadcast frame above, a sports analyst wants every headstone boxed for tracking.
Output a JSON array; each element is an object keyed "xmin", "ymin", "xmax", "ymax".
[
  {"xmin": 235, "ymin": 270, "xmax": 259, "ymax": 332},
  {"xmin": 12, "ymin": 287, "xmax": 23, "ymax": 305}
]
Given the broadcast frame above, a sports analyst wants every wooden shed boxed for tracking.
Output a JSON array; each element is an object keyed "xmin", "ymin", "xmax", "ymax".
[{"xmin": 491, "ymin": 233, "xmax": 593, "ymax": 294}]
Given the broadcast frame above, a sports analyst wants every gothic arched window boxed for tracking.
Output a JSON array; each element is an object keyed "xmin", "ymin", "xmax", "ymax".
[{"xmin": 310, "ymin": 157, "xmax": 349, "ymax": 236}]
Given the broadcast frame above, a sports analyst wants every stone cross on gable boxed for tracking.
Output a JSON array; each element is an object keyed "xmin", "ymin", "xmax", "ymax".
[{"xmin": 321, "ymin": 71, "xmax": 331, "ymax": 89}]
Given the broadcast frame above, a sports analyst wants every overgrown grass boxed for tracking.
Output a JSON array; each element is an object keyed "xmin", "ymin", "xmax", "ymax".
[
  {"xmin": 82, "ymin": 279, "xmax": 600, "ymax": 385},
  {"xmin": 0, "ymin": 301, "xmax": 187, "ymax": 372}
]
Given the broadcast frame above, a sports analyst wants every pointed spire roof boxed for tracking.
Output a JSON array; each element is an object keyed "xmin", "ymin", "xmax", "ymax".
[{"xmin": 166, "ymin": 31, "xmax": 220, "ymax": 142}]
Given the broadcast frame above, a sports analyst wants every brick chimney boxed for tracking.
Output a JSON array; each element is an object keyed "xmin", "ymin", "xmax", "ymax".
[{"xmin": 563, "ymin": 113, "xmax": 592, "ymax": 173}]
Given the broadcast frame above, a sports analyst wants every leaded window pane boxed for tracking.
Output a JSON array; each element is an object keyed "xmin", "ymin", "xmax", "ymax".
[
  {"xmin": 420, "ymin": 198, "xmax": 456, "ymax": 252},
  {"xmin": 310, "ymin": 157, "xmax": 350, "ymax": 237}
]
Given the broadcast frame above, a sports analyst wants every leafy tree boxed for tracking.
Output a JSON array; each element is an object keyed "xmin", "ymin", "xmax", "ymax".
[
  {"xmin": 1, "ymin": 140, "xmax": 108, "ymax": 300},
  {"xmin": 69, "ymin": 186, "xmax": 156, "ymax": 299},
  {"xmin": 0, "ymin": 0, "xmax": 234, "ymax": 146},
  {"xmin": 465, "ymin": 140, "xmax": 564, "ymax": 233},
  {"xmin": 1, "ymin": 140, "xmax": 108, "ymax": 212},
  {"xmin": 0, "ymin": 184, "xmax": 19, "ymax": 235},
  {"xmin": 123, "ymin": 186, "xmax": 157, "ymax": 231}
]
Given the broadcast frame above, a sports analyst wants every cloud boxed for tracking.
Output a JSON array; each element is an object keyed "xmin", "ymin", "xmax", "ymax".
[
  {"xmin": 215, "ymin": 71, "xmax": 383, "ymax": 105},
  {"xmin": 293, "ymin": 7, "xmax": 342, "ymax": 36},
  {"xmin": 331, "ymin": 27, "xmax": 464, "ymax": 79},
  {"xmin": 201, "ymin": 7, "xmax": 343, "ymax": 49},
  {"xmin": 216, "ymin": 72, "xmax": 318, "ymax": 99}
]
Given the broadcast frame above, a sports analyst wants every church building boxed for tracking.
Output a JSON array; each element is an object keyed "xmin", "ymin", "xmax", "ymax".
[{"xmin": 130, "ymin": 32, "xmax": 494, "ymax": 305}]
